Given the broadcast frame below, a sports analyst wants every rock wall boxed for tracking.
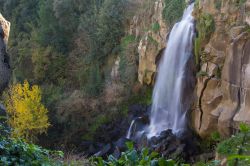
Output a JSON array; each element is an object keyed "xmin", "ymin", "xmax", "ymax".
[
  {"xmin": 128, "ymin": 0, "xmax": 169, "ymax": 85},
  {"xmin": 128, "ymin": 0, "xmax": 250, "ymax": 138},
  {"xmin": 0, "ymin": 14, "xmax": 10, "ymax": 93},
  {"xmin": 192, "ymin": 0, "xmax": 250, "ymax": 138}
]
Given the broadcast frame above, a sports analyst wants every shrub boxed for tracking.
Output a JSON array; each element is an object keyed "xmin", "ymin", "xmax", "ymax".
[
  {"xmin": 194, "ymin": 12, "xmax": 215, "ymax": 66},
  {"xmin": 217, "ymin": 124, "xmax": 250, "ymax": 166},
  {"xmin": 0, "ymin": 136, "xmax": 63, "ymax": 166},
  {"xmin": 152, "ymin": 22, "xmax": 160, "ymax": 32},
  {"xmin": 31, "ymin": 46, "xmax": 66, "ymax": 84},
  {"xmin": 3, "ymin": 81, "xmax": 50, "ymax": 142},
  {"xmin": 119, "ymin": 35, "xmax": 137, "ymax": 84},
  {"xmin": 162, "ymin": 0, "xmax": 186, "ymax": 26},
  {"xmin": 215, "ymin": 0, "xmax": 222, "ymax": 10},
  {"xmin": 92, "ymin": 142, "xmax": 182, "ymax": 166}
]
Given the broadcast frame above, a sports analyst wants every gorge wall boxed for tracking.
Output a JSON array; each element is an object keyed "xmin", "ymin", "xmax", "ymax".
[
  {"xmin": 132, "ymin": 0, "xmax": 250, "ymax": 138},
  {"xmin": 192, "ymin": 0, "xmax": 250, "ymax": 138}
]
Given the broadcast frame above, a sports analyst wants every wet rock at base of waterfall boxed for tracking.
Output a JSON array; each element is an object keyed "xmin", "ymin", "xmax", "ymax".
[
  {"xmin": 136, "ymin": 132, "xmax": 149, "ymax": 150},
  {"xmin": 114, "ymin": 137, "xmax": 130, "ymax": 152},
  {"xmin": 146, "ymin": 129, "xmax": 200, "ymax": 162},
  {"xmin": 94, "ymin": 144, "xmax": 112, "ymax": 157},
  {"xmin": 112, "ymin": 147, "xmax": 121, "ymax": 159},
  {"xmin": 88, "ymin": 144, "xmax": 98, "ymax": 155}
]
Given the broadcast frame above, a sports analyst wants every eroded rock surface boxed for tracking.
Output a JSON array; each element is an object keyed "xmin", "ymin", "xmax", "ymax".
[
  {"xmin": 132, "ymin": 0, "xmax": 168, "ymax": 85},
  {"xmin": 192, "ymin": 0, "xmax": 250, "ymax": 138}
]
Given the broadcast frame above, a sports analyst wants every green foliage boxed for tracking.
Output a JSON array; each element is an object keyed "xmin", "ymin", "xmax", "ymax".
[
  {"xmin": 84, "ymin": 64, "xmax": 104, "ymax": 97},
  {"xmin": 36, "ymin": 0, "xmax": 69, "ymax": 53},
  {"xmin": 194, "ymin": 37, "xmax": 201, "ymax": 66},
  {"xmin": 85, "ymin": 114, "xmax": 110, "ymax": 141},
  {"xmin": 215, "ymin": 0, "xmax": 222, "ymax": 10},
  {"xmin": 237, "ymin": 0, "xmax": 247, "ymax": 6},
  {"xmin": 217, "ymin": 123, "xmax": 250, "ymax": 166},
  {"xmin": 121, "ymin": 35, "xmax": 137, "ymax": 48},
  {"xmin": 194, "ymin": 160, "xmax": 220, "ymax": 166},
  {"xmin": 41, "ymin": 84, "xmax": 63, "ymax": 110},
  {"xmin": 92, "ymin": 142, "xmax": 185, "ymax": 166},
  {"xmin": 196, "ymin": 13, "xmax": 215, "ymax": 41},
  {"xmin": 95, "ymin": 0, "xmax": 127, "ymax": 59},
  {"xmin": 119, "ymin": 35, "xmax": 137, "ymax": 84},
  {"xmin": 196, "ymin": 71, "xmax": 208, "ymax": 77},
  {"xmin": 151, "ymin": 22, "xmax": 160, "ymax": 32},
  {"xmin": 31, "ymin": 46, "xmax": 66, "ymax": 84},
  {"xmin": 0, "ymin": 122, "xmax": 89, "ymax": 166},
  {"xmin": 194, "ymin": 12, "xmax": 215, "ymax": 66},
  {"xmin": 210, "ymin": 132, "xmax": 221, "ymax": 142},
  {"xmin": 162, "ymin": 0, "xmax": 186, "ymax": 26},
  {"xmin": 148, "ymin": 35, "xmax": 159, "ymax": 46},
  {"xmin": 0, "ymin": 130, "xmax": 63, "ymax": 166}
]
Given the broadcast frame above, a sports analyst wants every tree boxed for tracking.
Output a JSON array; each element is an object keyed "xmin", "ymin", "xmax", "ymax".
[{"xmin": 3, "ymin": 80, "xmax": 50, "ymax": 142}]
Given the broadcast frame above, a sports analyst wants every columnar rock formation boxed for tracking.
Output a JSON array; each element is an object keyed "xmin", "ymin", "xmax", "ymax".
[
  {"xmin": 0, "ymin": 14, "xmax": 11, "ymax": 93},
  {"xmin": 192, "ymin": 0, "xmax": 250, "ymax": 137},
  {"xmin": 134, "ymin": 0, "xmax": 168, "ymax": 85}
]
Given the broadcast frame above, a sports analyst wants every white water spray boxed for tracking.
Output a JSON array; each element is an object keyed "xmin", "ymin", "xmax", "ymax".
[{"xmin": 147, "ymin": 4, "xmax": 195, "ymax": 138}]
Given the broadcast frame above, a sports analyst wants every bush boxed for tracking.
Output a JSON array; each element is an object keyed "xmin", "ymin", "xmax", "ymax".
[
  {"xmin": 151, "ymin": 22, "xmax": 160, "ymax": 32},
  {"xmin": 0, "ymin": 136, "xmax": 63, "ymax": 166},
  {"xmin": 162, "ymin": 0, "xmax": 186, "ymax": 26},
  {"xmin": 217, "ymin": 124, "xmax": 250, "ymax": 166},
  {"xmin": 3, "ymin": 81, "xmax": 50, "ymax": 142},
  {"xmin": 194, "ymin": 11, "xmax": 215, "ymax": 66},
  {"xmin": 92, "ymin": 142, "xmax": 182, "ymax": 166}
]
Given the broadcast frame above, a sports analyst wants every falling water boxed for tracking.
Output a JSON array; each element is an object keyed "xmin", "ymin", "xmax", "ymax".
[
  {"xmin": 126, "ymin": 120, "xmax": 135, "ymax": 139},
  {"xmin": 147, "ymin": 4, "xmax": 195, "ymax": 138}
]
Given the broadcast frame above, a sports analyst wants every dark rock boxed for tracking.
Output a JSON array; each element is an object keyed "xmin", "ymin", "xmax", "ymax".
[
  {"xmin": 128, "ymin": 104, "xmax": 147, "ymax": 116},
  {"xmin": 149, "ymin": 136, "xmax": 158, "ymax": 145},
  {"xmin": 114, "ymin": 137, "xmax": 129, "ymax": 152},
  {"xmin": 112, "ymin": 147, "xmax": 121, "ymax": 159},
  {"xmin": 0, "ymin": 103, "xmax": 6, "ymax": 116},
  {"xmin": 80, "ymin": 141, "xmax": 93, "ymax": 149},
  {"xmin": 159, "ymin": 129, "xmax": 173, "ymax": 139},
  {"xmin": 136, "ymin": 132, "xmax": 149, "ymax": 150},
  {"xmin": 0, "ymin": 27, "xmax": 3, "ymax": 37},
  {"xmin": 94, "ymin": 144, "xmax": 112, "ymax": 157},
  {"xmin": 88, "ymin": 144, "xmax": 98, "ymax": 155}
]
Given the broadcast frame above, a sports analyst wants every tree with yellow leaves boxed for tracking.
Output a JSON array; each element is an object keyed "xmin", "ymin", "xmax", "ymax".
[{"xmin": 3, "ymin": 80, "xmax": 50, "ymax": 142}]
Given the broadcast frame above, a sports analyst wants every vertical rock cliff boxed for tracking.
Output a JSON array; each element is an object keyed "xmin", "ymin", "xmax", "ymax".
[
  {"xmin": 192, "ymin": 0, "xmax": 250, "ymax": 137},
  {"xmin": 129, "ymin": 0, "xmax": 250, "ymax": 138},
  {"xmin": 0, "ymin": 14, "xmax": 10, "ymax": 93}
]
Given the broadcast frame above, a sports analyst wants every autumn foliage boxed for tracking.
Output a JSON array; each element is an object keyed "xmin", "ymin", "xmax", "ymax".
[{"xmin": 3, "ymin": 81, "xmax": 50, "ymax": 142}]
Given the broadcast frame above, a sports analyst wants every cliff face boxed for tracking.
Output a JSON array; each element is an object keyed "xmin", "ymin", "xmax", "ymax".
[
  {"xmin": 0, "ymin": 14, "xmax": 10, "ymax": 93},
  {"xmin": 192, "ymin": 0, "xmax": 250, "ymax": 137},
  {"xmin": 131, "ymin": 0, "xmax": 250, "ymax": 138},
  {"xmin": 123, "ymin": 0, "xmax": 169, "ymax": 85}
]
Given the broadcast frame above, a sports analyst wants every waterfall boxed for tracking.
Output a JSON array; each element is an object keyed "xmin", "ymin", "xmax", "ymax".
[
  {"xmin": 147, "ymin": 4, "xmax": 195, "ymax": 138},
  {"xmin": 126, "ymin": 120, "xmax": 135, "ymax": 139}
]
